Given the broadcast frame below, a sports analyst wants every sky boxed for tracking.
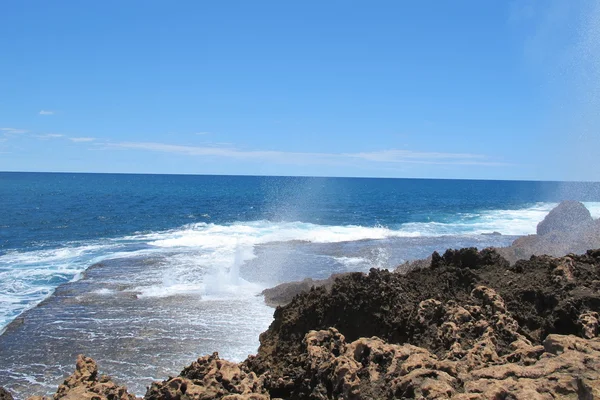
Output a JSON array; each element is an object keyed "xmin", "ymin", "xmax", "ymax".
[{"xmin": 0, "ymin": 0, "xmax": 599, "ymax": 181}]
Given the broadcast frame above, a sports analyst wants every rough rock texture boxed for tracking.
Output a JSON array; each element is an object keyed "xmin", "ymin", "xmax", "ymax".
[
  {"xmin": 536, "ymin": 200, "xmax": 593, "ymax": 236},
  {"xmin": 0, "ymin": 387, "xmax": 14, "ymax": 400},
  {"xmin": 27, "ymin": 355, "xmax": 137, "ymax": 400},
  {"xmin": 145, "ymin": 352, "xmax": 269, "ymax": 400},
  {"xmin": 29, "ymin": 247, "xmax": 600, "ymax": 399},
  {"xmin": 244, "ymin": 248, "xmax": 600, "ymax": 399}
]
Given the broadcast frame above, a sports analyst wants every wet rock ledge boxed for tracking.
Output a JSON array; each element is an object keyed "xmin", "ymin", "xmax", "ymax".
[{"xmin": 5, "ymin": 245, "xmax": 600, "ymax": 399}]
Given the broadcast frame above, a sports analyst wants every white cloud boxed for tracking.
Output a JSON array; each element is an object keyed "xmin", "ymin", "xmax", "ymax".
[
  {"xmin": 1, "ymin": 127, "xmax": 28, "ymax": 134},
  {"xmin": 69, "ymin": 137, "xmax": 96, "ymax": 142},
  {"xmin": 36, "ymin": 134, "xmax": 65, "ymax": 139},
  {"xmin": 39, "ymin": 110, "xmax": 55, "ymax": 115},
  {"xmin": 195, "ymin": 132, "xmax": 211, "ymax": 135},
  {"xmin": 347, "ymin": 149, "xmax": 486, "ymax": 163},
  {"xmin": 106, "ymin": 141, "xmax": 509, "ymax": 167}
]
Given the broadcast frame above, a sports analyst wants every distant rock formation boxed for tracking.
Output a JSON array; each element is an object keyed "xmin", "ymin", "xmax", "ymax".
[
  {"xmin": 263, "ymin": 201, "xmax": 600, "ymax": 308},
  {"xmin": 497, "ymin": 200, "xmax": 600, "ymax": 264},
  {"xmin": 536, "ymin": 200, "xmax": 593, "ymax": 236},
  {"xmin": 28, "ymin": 248, "xmax": 600, "ymax": 399}
]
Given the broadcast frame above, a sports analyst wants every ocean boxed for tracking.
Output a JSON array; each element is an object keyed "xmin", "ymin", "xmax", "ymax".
[{"xmin": 1, "ymin": 172, "xmax": 600, "ymax": 397}]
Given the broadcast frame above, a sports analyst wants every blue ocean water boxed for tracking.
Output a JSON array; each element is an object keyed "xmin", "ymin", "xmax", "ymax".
[
  {"xmin": 2, "ymin": 172, "xmax": 600, "ymax": 330},
  {"xmin": 4, "ymin": 172, "xmax": 600, "ymax": 252},
  {"xmin": 1, "ymin": 172, "xmax": 600, "ymax": 396}
]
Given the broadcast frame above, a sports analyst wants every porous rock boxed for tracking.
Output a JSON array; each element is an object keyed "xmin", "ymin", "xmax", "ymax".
[
  {"xmin": 27, "ymin": 354, "xmax": 137, "ymax": 400},
  {"xmin": 145, "ymin": 352, "xmax": 269, "ymax": 400}
]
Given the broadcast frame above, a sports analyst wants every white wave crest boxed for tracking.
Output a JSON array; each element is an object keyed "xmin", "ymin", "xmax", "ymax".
[{"xmin": 3, "ymin": 201, "xmax": 599, "ymax": 331}]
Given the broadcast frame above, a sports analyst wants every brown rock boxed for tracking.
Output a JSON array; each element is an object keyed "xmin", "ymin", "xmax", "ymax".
[
  {"xmin": 25, "ymin": 355, "xmax": 137, "ymax": 400},
  {"xmin": 145, "ymin": 352, "xmax": 268, "ymax": 400},
  {"xmin": 579, "ymin": 311, "xmax": 600, "ymax": 339}
]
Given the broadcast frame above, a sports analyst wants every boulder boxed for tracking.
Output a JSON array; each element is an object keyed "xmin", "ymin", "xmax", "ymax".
[{"xmin": 536, "ymin": 200, "xmax": 593, "ymax": 236}]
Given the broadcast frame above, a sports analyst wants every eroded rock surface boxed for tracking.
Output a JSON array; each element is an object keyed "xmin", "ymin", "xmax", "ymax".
[
  {"xmin": 245, "ymin": 248, "xmax": 600, "ymax": 399},
  {"xmin": 27, "ymin": 355, "xmax": 137, "ymax": 400},
  {"xmin": 145, "ymin": 352, "xmax": 269, "ymax": 400},
  {"xmin": 261, "ymin": 275, "xmax": 345, "ymax": 308}
]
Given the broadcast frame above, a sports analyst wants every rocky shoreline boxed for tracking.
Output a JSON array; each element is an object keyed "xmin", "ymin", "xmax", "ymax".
[
  {"xmin": 4, "ymin": 201, "xmax": 600, "ymax": 399},
  {"xmin": 263, "ymin": 200, "xmax": 600, "ymax": 307}
]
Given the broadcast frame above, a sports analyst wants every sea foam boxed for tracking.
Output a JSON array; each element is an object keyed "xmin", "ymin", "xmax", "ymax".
[{"xmin": 2, "ymin": 201, "xmax": 599, "ymax": 332}]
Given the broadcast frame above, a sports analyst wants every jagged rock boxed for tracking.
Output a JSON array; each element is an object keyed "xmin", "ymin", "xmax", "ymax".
[
  {"xmin": 145, "ymin": 352, "xmax": 268, "ymax": 400},
  {"xmin": 536, "ymin": 200, "xmax": 593, "ymax": 236},
  {"xmin": 254, "ymin": 327, "xmax": 600, "ymax": 399},
  {"xmin": 0, "ymin": 387, "xmax": 14, "ymax": 400},
  {"xmin": 245, "ymin": 248, "xmax": 600, "ymax": 398},
  {"xmin": 579, "ymin": 311, "xmax": 600, "ymax": 339},
  {"xmin": 26, "ymin": 355, "xmax": 137, "ymax": 400},
  {"xmin": 431, "ymin": 247, "xmax": 509, "ymax": 270}
]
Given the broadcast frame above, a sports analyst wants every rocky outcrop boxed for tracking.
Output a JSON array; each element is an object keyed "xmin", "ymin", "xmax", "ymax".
[
  {"xmin": 145, "ymin": 352, "xmax": 269, "ymax": 400},
  {"xmin": 28, "ymin": 247, "xmax": 600, "ymax": 399},
  {"xmin": 261, "ymin": 327, "xmax": 600, "ymax": 399},
  {"xmin": 244, "ymin": 248, "xmax": 600, "ymax": 399},
  {"xmin": 27, "ymin": 355, "xmax": 137, "ymax": 400},
  {"xmin": 497, "ymin": 201, "xmax": 600, "ymax": 264},
  {"xmin": 263, "ymin": 201, "xmax": 600, "ymax": 308}
]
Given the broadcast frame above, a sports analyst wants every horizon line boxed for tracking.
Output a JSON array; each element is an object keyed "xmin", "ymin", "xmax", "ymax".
[{"xmin": 1, "ymin": 169, "xmax": 598, "ymax": 184}]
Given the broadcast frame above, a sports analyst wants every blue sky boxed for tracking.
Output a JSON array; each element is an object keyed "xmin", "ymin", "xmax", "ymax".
[{"xmin": 1, "ymin": 1, "xmax": 598, "ymax": 181}]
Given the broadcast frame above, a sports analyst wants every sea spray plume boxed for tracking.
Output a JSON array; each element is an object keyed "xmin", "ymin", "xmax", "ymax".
[
  {"xmin": 570, "ymin": 0, "xmax": 600, "ymax": 179},
  {"xmin": 511, "ymin": 1, "xmax": 600, "ymax": 181},
  {"xmin": 553, "ymin": 0, "xmax": 600, "ymax": 181},
  {"xmin": 256, "ymin": 177, "xmax": 331, "ymax": 285}
]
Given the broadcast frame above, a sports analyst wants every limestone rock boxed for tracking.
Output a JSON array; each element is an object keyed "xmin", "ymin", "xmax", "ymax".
[
  {"xmin": 25, "ymin": 355, "xmax": 137, "ymax": 400},
  {"xmin": 145, "ymin": 352, "xmax": 268, "ymax": 400}
]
